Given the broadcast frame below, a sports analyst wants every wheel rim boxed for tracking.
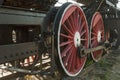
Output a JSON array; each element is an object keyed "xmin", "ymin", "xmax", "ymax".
[
  {"xmin": 90, "ymin": 12, "xmax": 105, "ymax": 62},
  {"xmin": 55, "ymin": 3, "xmax": 89, "ymax": 76}
]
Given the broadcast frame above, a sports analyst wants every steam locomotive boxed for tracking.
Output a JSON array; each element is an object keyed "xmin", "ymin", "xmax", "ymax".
[{"xmin": 0, "ymin": 0, "xmax": 119, "ymax": 77}]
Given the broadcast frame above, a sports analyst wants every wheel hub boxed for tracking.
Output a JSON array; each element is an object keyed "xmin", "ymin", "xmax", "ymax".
[
  {"xmin": 74, "ymin": 31, "xmax": 81, "ymax": 47},
  {"xmin": 97, "ymin": 31, "xmax": 102, "ymax": 42}
]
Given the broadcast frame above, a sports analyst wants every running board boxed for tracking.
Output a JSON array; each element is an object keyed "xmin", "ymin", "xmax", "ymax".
[{"xmin": 0, "ymin": 7, "xmax": 45, "ymax": 25}]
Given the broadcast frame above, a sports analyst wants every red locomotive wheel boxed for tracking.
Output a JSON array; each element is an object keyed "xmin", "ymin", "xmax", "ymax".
[
  {"xmin": 90, "ymin": 12, "xmax": 105, "ymax": 62},
  {"xmin": 54, "ymin": 3, "xmax": 89, "ymax": 76}
]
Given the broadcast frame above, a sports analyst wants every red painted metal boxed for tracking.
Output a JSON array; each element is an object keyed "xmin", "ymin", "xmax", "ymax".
[
  {"xmin": 90, "ymin": 12, "xmax": 105, "ymax": 62},
  {"xmin": 55, "ymin": 3, "xmax": 89, "ymax": 76}
]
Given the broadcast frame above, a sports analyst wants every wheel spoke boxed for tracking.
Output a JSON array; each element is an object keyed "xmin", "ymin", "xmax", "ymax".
[
  {"xmin": 61, "ymin": 44, "xmax": 73, "ymax": 58},
  {"xmin": 60, "ymin": 40, "xmax": 73, "ymax": 47},
  {"xmin": 76, "ymin": 56, "xmax": 80, "ymax": 69},
  {"xmin": 66, "ymin": 19, "xmax": 74, "ymax": 32},
  {"xmin": 92, "ymin": 32, "xmax": 97, "ymax": 36},
  {"xmin": 78, "ymin": 15, "xmax": 82, "ymax": 30},
  {"xmin": 72, "ymin": 11, "xmax": 77, "ymax": 30},
  {"xmin": 79, "ymin": 21, "xmax": 85, "ymax": 33},
  {"xmin": 81, "ymin": 38, "xmax": 87, "ymax": 41},
  {"xmin": 62, "ymin": 24, "xmax": 73, "ymax": 36},
  {"xmin": 75, "ymin": 10, "xmax": 80, "ymax": 30},
  {"xmin": 93, "ymin": 16, "xmax": 101, "ymax": 27},
  {"xmin": 91, "ymin": 40, "xmax": 97, "ymax": 47},
  {"xmin": 60, "ymin": 33, "xmax": 73, "ymax": 39},
  {"xmin": 71, "ymin": 49, "xmax": 76, "ymax": 72},
  {"xmin": 91, "ymin": 36, "xmax": 97, "ymax": 40},
  {"xmin": 67, "ymin": 48, "xmax": 75, "ymax": 71},
  {"xmin": 64, "ymin": 46, "xmax": 74, "ymax": 66},
  {"xmin": 69, "ymin": 15, "xmax": 76, "ymax": 31},
  {"xmin": 92, "ymin": 27, "xmax": 98, "ymax": 33},
  {"xmin": 80, "ymin": 30, "xmax": 86, "ymax": 37}
]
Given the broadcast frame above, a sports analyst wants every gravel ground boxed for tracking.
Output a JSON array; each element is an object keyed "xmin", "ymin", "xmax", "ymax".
[{"xmin": 80, "ymin": 49, "xmax": 120, "ymax": 80}]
